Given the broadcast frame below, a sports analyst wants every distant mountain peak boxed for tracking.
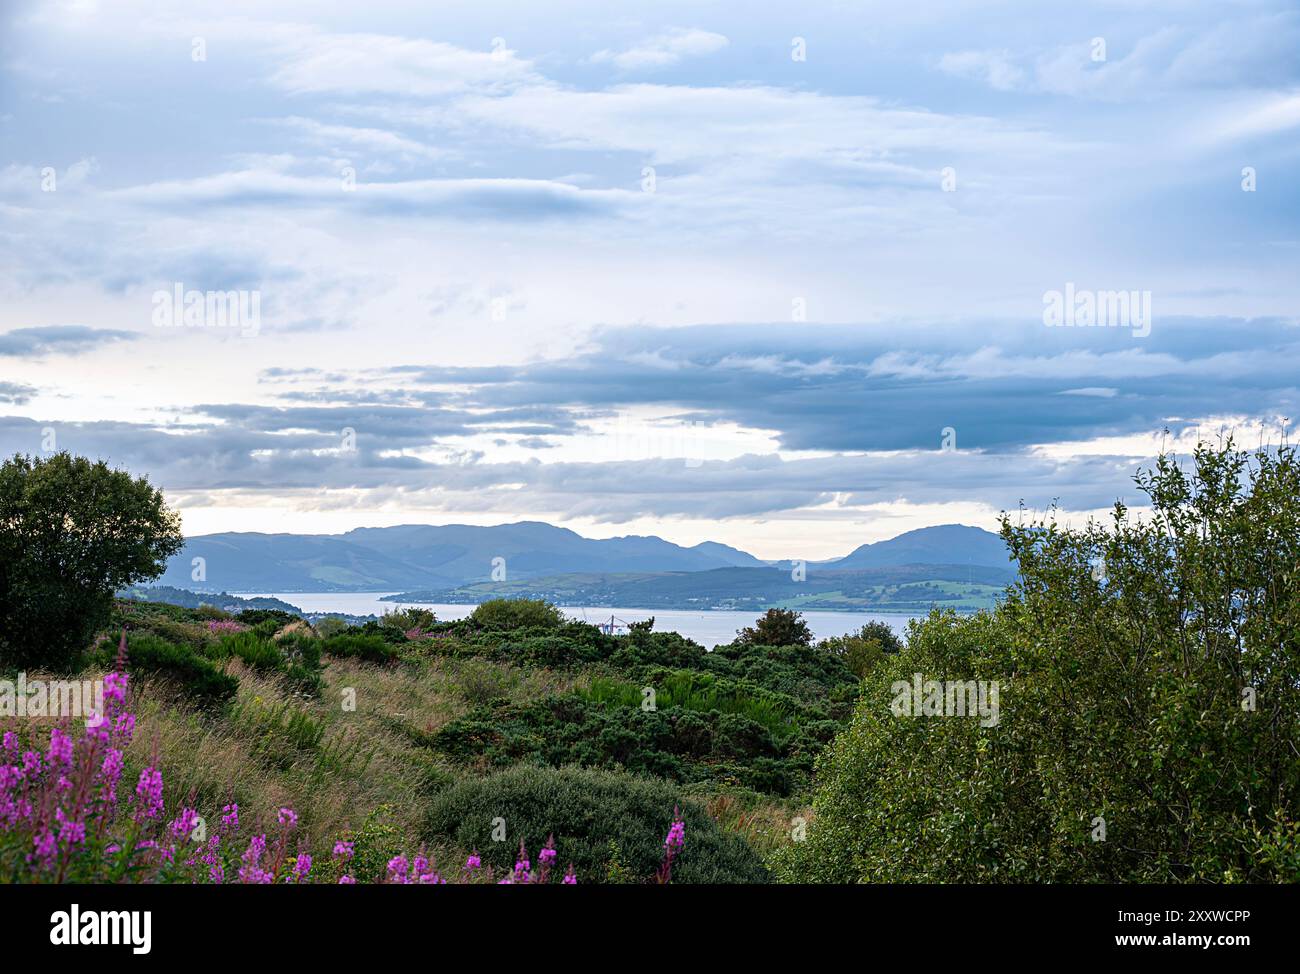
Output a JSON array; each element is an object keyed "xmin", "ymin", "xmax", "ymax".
[{"xmin": 159, "ymin": 520, "xmax": 1008, "ymax": 593}]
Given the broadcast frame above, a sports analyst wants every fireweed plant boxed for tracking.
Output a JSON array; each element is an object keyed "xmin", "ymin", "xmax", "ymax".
[{"xmin": 0, "ymin": 635, "xmax": 686, "ymax": 884}]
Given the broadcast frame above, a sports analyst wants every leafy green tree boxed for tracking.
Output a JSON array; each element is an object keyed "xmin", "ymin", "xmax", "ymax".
[
  {"xmin": 736, "ymin": 608, "xmax": 813, "ymax": 647},
  {"xmin": 470, "ymin": 597, "xmax": 565, "ymax": 630},
  {"xmin": 819, "ymin": 620, "xmax": 904, "ymax": 678},
  {"xmin": 777, "ymin": 441, "xmax": 1300, "ymax": 882},
  {"xmin": 0, "ymin": 453, "xmax": 184, "ymax": 670}
]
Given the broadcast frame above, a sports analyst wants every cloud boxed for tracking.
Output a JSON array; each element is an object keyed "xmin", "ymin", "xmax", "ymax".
[
  {"xmin": 267, "ymin": 31, "xmax": 537, "ymax": 97},
  {"xmin": 938, "ymin": 50, "xmax": 1025, "ymax": 91},
  {"xmin": 0, "ymin": 412, "xmax": 1154, "ymax": 521},
  {"xmin": 273, "ymin": 117, "xmax": 446, "ymax": 163},
  {"xmin": 591, "ymin": 28, "xmax": 728, "ymax": 72},
  {"xmin": 108, "ymin": 170, "xmax": 635, "ymax": 221},
  {"xmin": 386, "ymin": 317, "xmax": 1300, "ymax": 453},
  {"xmin": 0, "ymin": 325, "xmax": 136, "ymax": 357},
  {"xmin": 941, "ymin": 12, "xmax": 1300, "ymax": 100},
  {"xmin": 0, "ymin": 381, "xmax": 36, "ymax": 404}
]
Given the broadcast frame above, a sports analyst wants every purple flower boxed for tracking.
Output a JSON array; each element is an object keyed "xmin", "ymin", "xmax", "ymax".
[
  {"xmin": 339, "ymin": 874, "xmax": 356, "ymax": 884},
  {"xmin": 133, "ymin": 766, "xmax": 164, "ymax": 821},
  {"xmin": 464, "ymin": 852, "xmax": 481, "ymax": 870},
  {"xmin": 169, "ymin": 807, "xmax": 200, "ymax": 843},
  {"xmin": 97, "ymin": 748, "xmax": 124, "ymax": 804},
  {"xmin": 292, "ymin": 853, "xmax": 312, "ymax": 882},
  {"xmin": 387, "ymin": 855, "xmax": 410, "ymax": 884},
  {"xmin": 238, "ymin": 834, "xmax": 271, "ymax": 884},
  {"xmin": 278, "ymin": 807, "xmax": 298, "ymax": 829},
  {"xmin": 46, "ymin": 728, "xmax": 73, "ymax": 768},
  {"xmin": 55, "ymin": 807, "xmax": 86, "ymax": 846},
  {"xmin": 333, "ymin": 840, "xmax": 354, "ymax": 861}
]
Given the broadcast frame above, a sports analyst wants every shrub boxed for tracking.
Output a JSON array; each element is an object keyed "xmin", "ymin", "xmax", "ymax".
[
  {"xmin": 423, "ymin": 765, "xmax": 769, "ymax": 884},
  {"xmin": 320, "ymin": 632, "xmax": 401, "ymax": 664},
  {"xmin": 777, "ymin": 441, "xmax": 1300, "ymax": 883},
  {"xmin": 735, "ymin": 608, "xmax": 813, "ymax": 648},
  {"xmin": 380, "ymin": 607, "xmax": 438, "ymax": 634},
  {"xmin": 313, "ymin": 616, "xmax": 350, "ymax": 638},
  {"xmin": 432, "ymin": 689, "xmax": 818, "ymax": 796},
  {"xmin": 0, "ymin": 452, "xmax": 183, "ymax": 670},
  {"xmin": 470, "ymin": 598, "xmax": 566, "ymax": 631},
  {"xmin": 818, "ymin": 621, "xmax": 903, "ymax": 679},
  {"xmin": 235, "ymin": 608, "xmax": 300, "ymax": 629},
  {"xmin": 217, "ymin": 631, "xmax": 284, "ymax": 671},
  {"xmin": 97, "ymin": 632, "xmax": 237, "ymax": 707}
]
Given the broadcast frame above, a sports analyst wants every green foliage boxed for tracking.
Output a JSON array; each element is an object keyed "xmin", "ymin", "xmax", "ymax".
[
  {"xmin": 583, "ymin": 671, "xmax": 803, "ymax": 737},
  {"xmin": 380, "ymin": 606, "xmax": 438, "ymax": 632},
  {"xmin": 470, "ymin": 598, "xmax": 566, "ymax": 631},
  {"xmin": 433, "ymin": 681, "xmax": 835, "ymax": 796},
  {"xmin": 778, "ymin": 441, "xmax": 1300, "ymax": 883},
  {"xmin": 320, "ymin": 632, "xmax": 401, "ymax": 664},
  {"xmin": 312, "ymin": 616, "xmax": 350, "ymax": 638},
  {"xmin": 423, "ymin": 764, "xmax": 769, "ymax": 883},
  {"xmin": 235, "ymin": 608, "xmax": 299, "ymax": 629},
  {"xmin": 217, "ymin": 631, "xmax": 284, "ymax": 670},
  {"xmin": 701, "ymin": 642, "xmax": 861, "ymax": 715},
  {"xmin": 98, "ymin": 632, "xmax": 238, "ymax": 707},
  {"xmin": 736, "ymin": 608, "xmax": 813, "ymax": 648},
  {"xmin": 0, "ymin": 452, "xmax": 183, "ymax": 670},
  {"xmin": 210, "ymin": 630, "xmax": 323, "ymax": 694},
  {"xmin": 818, "ymin": 620, "xmax": 904, "ymax": 679}
]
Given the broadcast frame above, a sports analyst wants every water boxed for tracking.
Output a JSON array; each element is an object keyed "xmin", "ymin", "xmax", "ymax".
[{"xmin": 246, "ymin": 592, "xmax": 915, "ymax": 648}]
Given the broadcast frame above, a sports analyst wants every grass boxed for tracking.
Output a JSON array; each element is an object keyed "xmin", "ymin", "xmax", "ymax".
[{"xmin": 24, "ymin": 597, "xmax": 860, "ymax": 879}]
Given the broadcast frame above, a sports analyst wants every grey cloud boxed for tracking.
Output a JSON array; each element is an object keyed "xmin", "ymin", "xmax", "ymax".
[{"xmin": 0, "ymin": 325, "xmax": 136, "ymax": 357}]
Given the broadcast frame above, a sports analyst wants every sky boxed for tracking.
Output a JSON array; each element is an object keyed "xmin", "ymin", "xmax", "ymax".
[{"xmin": 1, "ymin": 0, "xmax": 1298, "ymax": 560}]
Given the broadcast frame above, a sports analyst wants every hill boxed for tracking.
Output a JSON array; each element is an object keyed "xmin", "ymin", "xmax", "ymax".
[{"xmin": 156, "ymin": 522, "xmax": 1009, "ymax": 596}]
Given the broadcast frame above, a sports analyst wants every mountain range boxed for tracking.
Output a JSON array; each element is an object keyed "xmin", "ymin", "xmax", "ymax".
[{"xmin": 157, "ymin": 522, "xmax": 1012, "ymax": 595}]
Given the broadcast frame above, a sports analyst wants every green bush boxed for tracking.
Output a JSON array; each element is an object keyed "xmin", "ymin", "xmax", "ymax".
[
  {"xmin": 217, "ymin": 631, "xmax": 284, "ymax": 670},
  {"xmin": 423, "ymin": 765, "xmax": 769, "ymax": 884},
  {"xmin": 817, "ymin": 621, "xmax": 903, "ymax": 680},
  {"xmin": 320, "ymin": 632, "xmax": 401, "ymax": 664},
  {"xmin": 432, "ymin": 688, "xmax": 820, "ymax": 796},
  {"xmin": 470, "ymin": 598, "xmax": 566, "ymax": 631},
  {"xmin": 235, "ymin": 608, "xmax": 300, "ymax": 629},
  {"xmin": 379, "ymin": 607, "xmax": 438, "ymax": 633},
  {"xmin": 735, "ymin": 608, "xmax": 813, "ymax": 648},
  {"xmin": 102, "ymin": 632, "xmax": 237, "ymax": 707},
  {"xmin": 777, "ymin": 441, "xmax": 1300, "ymax": 883}
]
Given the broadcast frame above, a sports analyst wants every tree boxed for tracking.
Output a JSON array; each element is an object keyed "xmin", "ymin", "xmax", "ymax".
[
  {"xmin": 777, "ymin": 440, "xmax": 1300, "ymax": 883},
  {"xmin": 0, "ymin": 453, "xmax": 184, "ymax": 670},
  {"xmin": 818, "ymin": 620, "xmax": 904, "ymax": 678},
  {"xmin": 736, "ymin": 608, "xmax": 813, "ymax": 647},
  {"xmin": 470, "ymin": 598, "xmax": 566, "ymax": 631}
]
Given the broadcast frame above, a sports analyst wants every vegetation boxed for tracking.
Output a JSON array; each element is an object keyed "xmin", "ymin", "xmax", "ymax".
[
  {"xmin": 3, "ymin": 442, "xmax": 1298, "ymax": 885},
  {"xmin": 818, "ymin": 619, "xmax": 904, "ymax": 679},
  {"xmin": 424, "ymin": 765, "xmax": 768, "ymax": 884},
  {"xmin": 735, "ymin": 607, "xmax": 813, "ymax": 647},
  {"xmin": 776, "ymin": 440, "xmax": 1300, "ymax": 883},
  {"xmin": 0, "ymin": 452, "xmax": 183, "ymax": 670}
]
